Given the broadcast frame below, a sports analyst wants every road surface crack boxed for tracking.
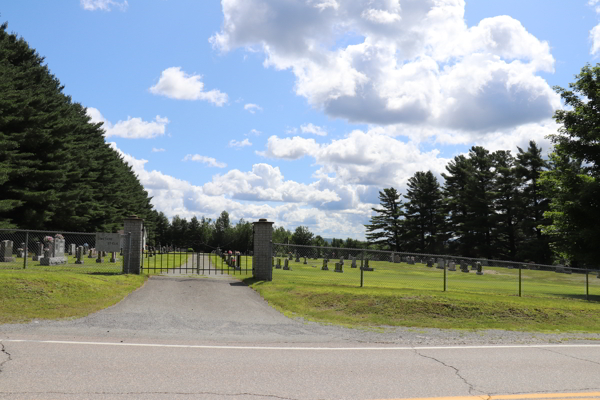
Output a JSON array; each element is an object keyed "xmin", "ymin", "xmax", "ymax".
[
  {"xmin": 413, "ymin": 349, "xmax": 489, "ymax": 399},
  {"xmin": 540, "ymin": 347, "xmax": 600, "ymax": 367},
  {"xmin": 0, "ymin": 342, "xmax": 12, "ymax": 374}
]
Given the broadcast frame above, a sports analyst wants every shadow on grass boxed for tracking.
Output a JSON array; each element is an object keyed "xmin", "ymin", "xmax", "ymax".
[
  {"xmin": 229, "ymin": 281, "xmax": 248, "ymax": 287},
  {"xmin": 552, "ymin": 293, "xmax": 600, "ymax": 303},
  {"xmin": 87, "ymin": 272, "xmax": 123, "ymax": 276}
]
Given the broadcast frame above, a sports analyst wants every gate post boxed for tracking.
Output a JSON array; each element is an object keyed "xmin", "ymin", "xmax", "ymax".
[
  {"xmin": 123, "ymin": 215, "xmax": 144, "ymax": 274},
  {"xmin": 252, "ymin": 218, "xmax": 273, "ymax": 281}
]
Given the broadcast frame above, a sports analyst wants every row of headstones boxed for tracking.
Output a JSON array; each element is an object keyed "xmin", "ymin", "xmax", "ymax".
[
  {"xmin": 425, "ymin": 258, "xmax": 483, "ymax": 275},
  {"xmin": 272, "ymin": 256, "xmax": 374, "ymax": 273},
  {"xmin": 72, "ymin": 245, "xmax": 119, "ymax": 264},
  {"xmin": 391, "ymin": 254, "xmax": 419, "ymax": 264},
  {"xmin": 221, "ymin": 253, "xmax": 242, "ymax": 270},
  {"xmin": 0, "ymin": 239, "xmax": 69, "ymax": 266}
]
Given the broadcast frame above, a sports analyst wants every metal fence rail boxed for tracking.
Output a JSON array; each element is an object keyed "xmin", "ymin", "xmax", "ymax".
[
  {"xmin": 272, "ymin": 243, "xmax": 600, "ymax": 301},
  {"xmin": 0, "ymin": 228, "xmax": 124, "ymax": 274},
  {"xmin": 140, "ymin": 248, "xmax": 253, "ymax": 276}
]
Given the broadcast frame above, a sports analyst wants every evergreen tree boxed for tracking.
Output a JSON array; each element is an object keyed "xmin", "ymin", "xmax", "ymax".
[
  {"xmin": 402, "ymin": 171, "xmax": 446, "ymax": 253},
  {"xmin": 365, "ymin": 188, "xmax": 403, "ymax": 251},
  {"xmin": 291, "ymin": 226, "xmax": 314, "ymax": 246},
  {"xmin": 492, "ymin": 150, "xmax": 522, "ymax": 260},
  {"xmin": 442, "ymin": 155, "xmax": 474, "ymax": 256}
]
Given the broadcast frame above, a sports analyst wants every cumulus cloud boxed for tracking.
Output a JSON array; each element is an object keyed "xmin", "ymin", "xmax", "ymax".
[
  {"xmin": 149, "ymin": 67, "xmax": 228, "ymax": 106},
  {"xmin": 182, "ymin": 154, "xmax": 227, "ymax": 168},
  {"xmin": 211, "ymin": 0, "xmax": 560, "ymax": 136},
  {"xmin": 80, "ymin": 0, "xmax": 128, "ymax": 11},
  {"xmin": 229, "ymin": 138, "xmax": 253, "ymax": 148},
  {"xmin": 258, "ymin": 136, "xmax": 321, "ymax": 160},
  {"xmin": 246, "ymin": 129, "xmax": 261, "ymax": 136},
  {"xmin": 87, "ymin": 107, "xmax": 168, "ymax": 139},
  {"xmin": 244, "ymin": 103, "xmax": 263, "ymax": 113},
  {"xmin": 300, "ymin": 123, "xmax": 327, "ymax": 136}
]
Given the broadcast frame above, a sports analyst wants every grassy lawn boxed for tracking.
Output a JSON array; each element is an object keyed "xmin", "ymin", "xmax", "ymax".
[
  {"xmin": 141, "ymin": 252, "xmax": 200, "ymax": 275},
  {"xmin": 0, "ymin": 252, "xmax": 123, "ymax": 274},
  {"xmin": 0, "ymin": 270, "xmax": 147, "ymax": 324},
  {"xmin": 241, "ymin": 256, "xmax": 600, "ymax": 332}
]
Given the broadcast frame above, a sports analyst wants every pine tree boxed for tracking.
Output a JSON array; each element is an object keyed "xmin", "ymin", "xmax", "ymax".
[
  {"xmin": 442, "ymin": 155, "xmax": 474, "ymax": 256},
  {"xmin": 492, "ymin": 150, "xmax": 522, "ymax": 260},
  {"xmin": 365, "ymin": 188, "xmax": 403, "ymax": 251},
  {"xmin": 402, "ymin": 171, "xmax": 446, "ymax": 253}
]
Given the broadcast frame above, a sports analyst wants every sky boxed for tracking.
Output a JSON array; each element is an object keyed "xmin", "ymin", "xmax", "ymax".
[{"xmin": 3, "ymin": 0, "xmax": 600, "ymax": 239}]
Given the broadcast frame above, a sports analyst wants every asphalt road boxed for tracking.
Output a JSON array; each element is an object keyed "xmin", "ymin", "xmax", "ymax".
[{"xmin": 2, "ymin": 269, "xmax": 600, "ymax": 400}]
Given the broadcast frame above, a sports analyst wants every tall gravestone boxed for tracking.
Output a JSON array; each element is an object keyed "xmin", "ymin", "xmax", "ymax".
[
  {"xmin": 252, "ymin": 219, "xmax": 274, "ymax": 281},
  {"xmin": 0, "ymin": 240, "xmax": 14, "ymax": 262},
  {"xmin": 33, "ymin": 242, "xmax": 43, "ymax": 262},
  {"xmin": 75, "ymin": 246, "xmax": 84, "ymax": 264}
]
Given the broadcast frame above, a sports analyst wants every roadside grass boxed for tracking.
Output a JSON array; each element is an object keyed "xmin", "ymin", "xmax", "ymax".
[{"xmin": 0, "ymin": 270, "xmax": 147, "ymax": 324}]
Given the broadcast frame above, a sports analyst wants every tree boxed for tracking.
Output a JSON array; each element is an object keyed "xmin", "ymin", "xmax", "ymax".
[
  {"xmin": 515, "ymin": 141, "xmax": 551, "ymax": 263},
  {"xmin": 291, "ymin": 226, "xmax": 313, "ymax": 246},
  {"xmin": 212, "ymin": 211, "xmax": 231, "ymax": 248},
  {"xmin": 365, "ymin": 188, "xmax": 403, "ymax": 251},
  {"xmin": 442, "ymin": 155, "xmax": 474, "ymax": 256},
  {"xmin": 492, "ymin": 150, "xmax": 522, "ymax": 260},
  {"xmin": 272, "ymin": 226, "xmax": 291, "ymax": 244},
  {"xmin": 402, "ymin": 171, "xmax": 446, "ymax": 253},
  {"xmin": 541, "ymin": 63, "xmax": 600, "ymax": 266}
]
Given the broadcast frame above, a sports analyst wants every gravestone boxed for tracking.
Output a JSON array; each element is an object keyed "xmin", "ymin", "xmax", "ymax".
[
  {"xmin": 394, "ymin": 254, "xmax": 401, "ymax": 263},
  {"xmin": 436, "ymin": 259, "xmax": 445, "ymax": 269},
  {"xmin": 70, "ymin": 243, "xmax": 76, "ymax": 256},
  {"xmin": 288, "ymin": 253, "xmax": 293, "ymax": 260},
  {"xmin": 40, "ymin": 237, "xmax": 67, "ymax": 266},
  {"xmin": 88, "ymin": 248, "xmax": 95, "ymax": 258},
  {"xmin": 295, "ymin": 253, "xmax": 300, "ymax": 262},
  {"xmin": 96, "ymin": 250, "xmax": 103, "ymax": 263},
  {"xmin": 460, "ymin": 261, "xmax": 469, "ymax": 273},
  {"xmin": 476, "ymin": 262, "xmax": 483, "ymax": 275},
  {"xmin": 321, "ymin": 259, "xmax": 329, "ymax": 271},
  {"xmin": 33, "ymin": 242, "xmax": 43, "ymax": 262},
  {"xmin": 390, "ymin": 253, "xmax": 395, "ymax": 263},
  {"xmin": 276, "ymin": 258, "xmax": 282, "ymax": 269},
  {"xmin": 83, "ymin": 244, "xmax": 89, "ymax": 255},
  {"xmin": 0, "ymin": 240, "xmax": 14, "ymax": 262},
  {"xmin": 351, "ymin": 257, "xmax": 357, "ymax": 268},
  {"xmin": 334, "ymin": 262, "xmax": 343, "ymax": 273},
  {"xmin": 283, "ymin": 259, "xmax": 290, "ymax": 270},
  {"xmin": 75, "ymin": 246, "xmax": 84, "ymax": 264},
  {"xmin": 361, "ymin": 259, "xmax": 374, "ymax": 271},
  {"xmin": 110, "ymin": 252, "xmax": 117, "ymax": 263},
  {"xmin": 427, "ymin": 258, "xmax": 434, "ymax": 268},
  {"xmin": 407, "ymin": 257, "xmax": 415, "ymax": 265},
  {"xmin": 236, "ymin": 255, "xmax": 241, "ymax": 270},
  {"xmin": 339, "ymin": 257, "xmax": 344, "ymax": 266},
  {"xmin": 448, "ymin": 261, "xmax": 456, "ymax": 271},
  {"xmin": 17, "ymin": 248, "xmax": 24, "ymax": 258},
  {"xmin": 303, "ymin": 257, "xmax": 307, "ymax": 265}
]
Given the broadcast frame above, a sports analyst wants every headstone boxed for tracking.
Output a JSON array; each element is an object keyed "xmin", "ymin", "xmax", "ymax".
[
  {"xmin": 288, "ymin": 253, "xmax": 293, "ymax": 260},
  {"xmin": 40, "ymin": 236, "xmax": 67, "ymax": 266},
  {"xmin": 283, "ymin": 259, "xmax": 290, "ymax": 270},
  {"xmin": 33, "ymin": 242, "xmax": 43, "ymax": 262},
  {"xmin": 476, "ymin": 262, "xmax": 483, "ymax": 275},
  {"xmin": 0, "ymin": 240, "xmax": 15, "ymax": 262},
  {"xmin": 276, "ymin": 258, "xmax": 282, "ymax": 269},
  {"xmin": 339, "ymin": 257, "xmax": 344, "ymax": 266},
  {"xmin": 460, "ymin": 261, "xmax": 469, "ymax": 273},
  {"xmin": 236, "ymin": 254, "xmax": 241, "ymax": 270},
  {"xmin": 295, "ymin": 252, "xmax": 300, "ymax": 262},
  {"xmin": 351, "ymin": 257, "xmax": 357, "ymax": 268},
  {"xmin": 448, "ymin": 261, "xmax": 456, "ymax": 271},
  {"xmin": 96, "ymin": 250, "xmax": 103, "ymax": 263},
  {"xmin": 507, "ymin": 264, "xmax": 514, "ymax": 269},
  {"xmin": 361, "ymin": 259, "xmax": 374, "ymax": 271},
  {"xmin": 88, "ymin": 248, "xmax": 95, "ymax": 258},
  {"xmin": 83, "ymin": 244, "xmax": 89, "ymax": 255},
  {"xmin": 391, "ymin": 253, "xmax": 395, "ymax": 263},
  {"xmin": 334, "ymin": 262, "xmax": 343, "ymax": 273},
  {"xmin": 321, "ymin": 259, "xmax": 329, "ymax": 271},
  {"xmin": 436, "ymin": 259, "xmax": 445, "ymax": 269},
  {"xmin": 303, "ymin": 257, "xmax": 307, "ymax": 265},
  {"xmin": 407, "ymin": 257, "xmax": 415, "ymax": 265},
  {"xmin": 110, "ymin": 252, "xmax": 117, "ymax": 263},
  {"xmin": 427, "ymin": 258, "xmax": 434, "ymax": 268},
  {"xmin": 394, "ymin": 254, "xmax": 401, "ymax": 263},
  {"xmin": 16, "ymin": 248, "xmax": 24, "ymax": 258},
  {"xmin": 75, "ymin": 246, "xmax": 84, "ymax": 264},
  {"xmin": 70, "ymin": 243, "xmax": 76, "ymax": 256}
]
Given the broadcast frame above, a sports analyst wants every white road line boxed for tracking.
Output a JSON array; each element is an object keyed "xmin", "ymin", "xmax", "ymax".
[{"xmin": 2, "ymin": 339, "xmax": 600, "ymax": 351}]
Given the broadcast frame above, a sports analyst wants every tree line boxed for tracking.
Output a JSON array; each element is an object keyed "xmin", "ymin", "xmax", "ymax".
[{"xmin": 0, "ymin": 23, "xmax": 154, "ymax": 232}]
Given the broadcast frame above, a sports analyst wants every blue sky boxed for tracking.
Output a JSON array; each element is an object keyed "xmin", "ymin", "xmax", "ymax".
[{"xmin": 3, "ymin": 0, "xmax": 600, "ymax": 239}]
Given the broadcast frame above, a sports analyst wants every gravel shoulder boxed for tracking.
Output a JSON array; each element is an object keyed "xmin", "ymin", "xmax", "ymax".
[{"xmin": 2, "ymin": 275, "xmax": 600, "ymax": 346}]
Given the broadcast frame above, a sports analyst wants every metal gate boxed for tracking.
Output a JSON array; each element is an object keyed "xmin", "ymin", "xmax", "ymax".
[{"xmin": 140, "ymin": 248, "xmax": 252, "ymax": 276}]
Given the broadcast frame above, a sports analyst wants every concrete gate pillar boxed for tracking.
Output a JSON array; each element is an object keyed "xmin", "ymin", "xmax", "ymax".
[
  {"xmin": 252, "ymin": 218, "xmax": 274, "ymax": 281},
  {"xmin": 123, "ymin": 215, "xmax": 144, "ymax": 274}
]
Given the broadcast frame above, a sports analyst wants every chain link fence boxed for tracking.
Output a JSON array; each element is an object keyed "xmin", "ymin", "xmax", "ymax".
[
  {"xmin": 0, "ymin": 229, "xmax": 126, "ymax": 274},
  {"xmin": 272, "ymin": 243, "xmax": 600, "ymax": 301}
]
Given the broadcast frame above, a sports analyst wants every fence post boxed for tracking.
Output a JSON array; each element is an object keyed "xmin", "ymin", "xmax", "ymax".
[
  {"xmin": 586, "ymin": 269, "xmax": 589, "ymax": 301},
  {"xmin": 23, "ymin": 231, "xmax": 28, "ymax": 269},
  {"xmin": 252, "ymin": 219, "xmax": 274, "ymax": 281},
  {"xmin": 443, "ymin": 260, "xmax": 447, "ymax": 292},
  {"xmin": 519, "ymin": 264, "xmax": 522, "ymax": 297}
]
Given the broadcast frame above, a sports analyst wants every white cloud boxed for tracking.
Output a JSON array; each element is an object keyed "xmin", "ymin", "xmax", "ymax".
[
  {"xmin": 87, "ymin": 107, "xmax": 169, "ymax": 139},
  {"xmin": 246, "ymin": 129, "xmax": 261, "ymax": 136},
  {"xmin": 229, "ymin": 138, "xmax": 253, "ymax": 148},
  {"xmin": 211, "ymin": 0, "xmax": 559, "ymax": 137},
  {"xmin": 258, "ymin": 136, "xmax": 321, "ymax": 160},
  {"xmin": 152, "ymin": 148, "xmax": 166, "ymax": 153},
  {"xmin": 149, "ymin": 67, "xmax": 228, "ymax": 106},
  {"xmin": 182, "ymin": 154, "xmax": 227, "ymax": 168},
  {"xmin": 300, "ymin": 123, "xmax": 328, "ymax": 136},
  {"xmin": 80, "ymin": 0, "xmax": 128, "ymax": 11},
  {"xmin": 244, "ymin": 103, "xmax": 263, "ymax": 113}
]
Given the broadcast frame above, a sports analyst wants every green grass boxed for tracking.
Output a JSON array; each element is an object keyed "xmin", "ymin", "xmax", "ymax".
[
  {"xmin": 240, "ymin": 256, "xmax": 600, "ymax": 332},
  {"xmin": 0, "ymin": 270, "xmax": 147, "ymax": 324},
  {"xmin": 141, "ymin": 252, "xmax": 199, "ymax": 275},
  {"xmin": 0, "ymin": 252, "xmax": 123, "ymax": 274}
]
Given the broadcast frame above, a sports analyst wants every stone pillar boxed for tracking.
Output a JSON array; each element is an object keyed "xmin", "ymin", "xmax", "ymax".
[
  {"xmin": 123, "ymin": 215, "xmax": 144, "ymax": 274},
  {"xmin": 252, "ymin": 218, "xmax": 274, "ymax": 281}
]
